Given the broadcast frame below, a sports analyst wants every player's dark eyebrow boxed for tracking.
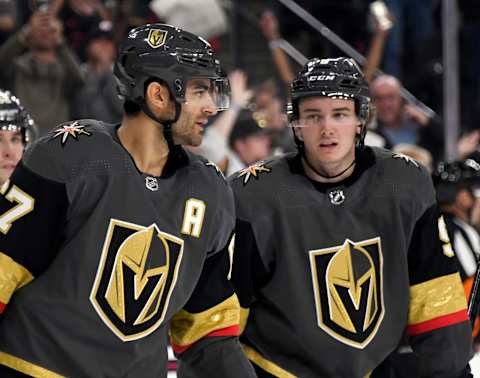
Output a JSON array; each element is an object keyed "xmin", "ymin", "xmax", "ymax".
[
  {"xmin": 332, "ymin": 107, "xmax": 353, "ymax": 112},
  {"xmin": 0, "ymin": 129, "xmax": 22, "ymax": 136},
  {"xmin": 302, "ymin": 108, "xmax": 322, "ymax": 113},
  {"xmin": 190, "ymin": 80, "xmax": 211, "ymax": 90},
  {"xmin": 302, "ymin": 106, "xmax": 352, "ymax": 113},
  {"xmin": 194, "ymin": 84, "xmax": 209, "ymax": 90}
]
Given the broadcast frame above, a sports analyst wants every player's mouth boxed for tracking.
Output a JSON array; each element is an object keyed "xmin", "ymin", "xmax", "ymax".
[
  {"xmin": 319, "ymin": 141, "xmax": 338, "ymax": 150},
  {"xmin": 0, "ymin": 164, "xmax": 16, "ymax": 175},
  {"xmin": 195, "ymin": 120, "xmax": 207, "ymax": 132}
]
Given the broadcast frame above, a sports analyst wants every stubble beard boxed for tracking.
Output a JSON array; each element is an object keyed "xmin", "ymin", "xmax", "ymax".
[{"xmin": 172, "ymin": 114, "xmax": 203, "ymax": 147}]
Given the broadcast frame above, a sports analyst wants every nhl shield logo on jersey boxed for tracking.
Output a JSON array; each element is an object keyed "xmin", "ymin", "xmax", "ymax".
[
  {"xmin": 145, "ymin": 176, "xmax": 159, "ymax": 191},
  {"xmin": 90, "ymin": 219, "xmax": 184, "ymax": 341},
  {"xmin": 236, "ymin": 161, "xmax": 271, "ymax": 185},
  {"xmin": 329, "ymin": 189, "xmax": 345, "ymax": 205},
  {"xmin": 309, "ymin": 237, "xmax": 384, "ymax": 349},
  {"xmin": 147, "ymin": 29, "xmax": 168, "ymax": 48}
]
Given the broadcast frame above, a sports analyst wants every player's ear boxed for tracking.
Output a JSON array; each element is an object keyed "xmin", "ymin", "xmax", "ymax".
[{"xmin": 145, "ymin": 81, "xmax": 171, "ymax": 111}]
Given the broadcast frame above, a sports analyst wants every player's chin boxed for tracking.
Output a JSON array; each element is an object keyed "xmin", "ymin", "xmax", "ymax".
[
  {"xmin": 0, "ymin": 172, "xmax": 8, "ymax": 185},
  {"xmin": 188, "ymin": 135, "xmax": 203, "ymax": 147}
]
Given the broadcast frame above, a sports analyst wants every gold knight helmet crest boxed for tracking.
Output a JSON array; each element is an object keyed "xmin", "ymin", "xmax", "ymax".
[
  {"xmin": 309, "ymin": 237, "xmax": 384, "ymax": 349},
  {"xmin": 147, "ymin": 29, "xmax": 168, "ymax": 49}
]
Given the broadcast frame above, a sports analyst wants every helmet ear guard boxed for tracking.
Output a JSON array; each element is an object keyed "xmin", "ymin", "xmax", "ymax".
[
  {"xmin": 355, "ymin": 99, "xmax": 374, "ymax": 149},
  {"xmin": 286, "ymin": 100, "xmax": 305, "ymax": 151}
]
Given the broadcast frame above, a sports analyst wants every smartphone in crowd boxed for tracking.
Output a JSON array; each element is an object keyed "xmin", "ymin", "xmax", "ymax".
[{"xmin": 369, "ymin": 0, "xmax": 393, "ymax": 31}]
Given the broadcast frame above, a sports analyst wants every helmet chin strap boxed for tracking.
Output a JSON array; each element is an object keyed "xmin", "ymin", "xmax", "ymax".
[
  {"xmin": 141, "ymin": 100, "xmax": 182, "ymax": 151},
  {"xmin": 293, "ymin": 126, "xmax": 360, "ymax": 180},
  {"xmin": 302, "ymin": 154, "xmax": 356, "ymax": 180}
]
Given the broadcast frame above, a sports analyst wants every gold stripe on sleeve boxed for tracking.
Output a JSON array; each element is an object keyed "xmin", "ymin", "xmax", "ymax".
[
  {"xmin": 0, "ymin": 251, "xmax": 33, "ymax": 305},
  {"xmin": 170, "ymin": 294, "xmax": 240, "ymax": 347},
  {"xmin": 243, "ymin": 343, "xmax": 373, "ymax": 378},
  {"xmin": 409, "ymin": 272, "xmax": 467, "ymax": 325},
  {"xmin": 240, "ymin": 307, "xmax": 250, "ymax": 335},
  {"xmin": 0, "ymin": 351, "xmax": 65, "ymax": 378},
  {"xmin": 242, "ymin": 344, "xmax": 296, "ymax": 378}
]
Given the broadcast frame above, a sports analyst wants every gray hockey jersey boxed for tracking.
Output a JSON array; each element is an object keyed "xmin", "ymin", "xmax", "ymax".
[
  {"xmin": 229, "ymin": 147, "xmax": 472, "ymax": 378},
  {"xmin": 0, "ymin": 120, "xmax": 252, "ymax": 377}
]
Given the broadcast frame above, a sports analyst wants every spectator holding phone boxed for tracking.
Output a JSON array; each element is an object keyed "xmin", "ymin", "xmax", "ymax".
[{"xmin": 0, "ymin": 6, "xmax": 85, "ymax": 136}]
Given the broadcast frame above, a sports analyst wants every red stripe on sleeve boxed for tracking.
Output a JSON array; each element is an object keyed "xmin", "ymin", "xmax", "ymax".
[
  {"xmin": 407, "ymin": 309, "xmax": 469, "ymax": 336},
  {"xmin": 0, "ymin": 302, "xmax": 5, "ymax": 314},
  {"xmin": 171, "ymin": 342, "xmax": 189, "ymax": 355},
  {"xmin": 171, "ymin": 342, "xmax": 190, "ymax": 355},
  {"xmin": 171, "ymin": 325, "xmax": 240, "ymax": 354},
  {"xmin": 205, "ymin": 324, "xmax": 239, "ymax": 337}
]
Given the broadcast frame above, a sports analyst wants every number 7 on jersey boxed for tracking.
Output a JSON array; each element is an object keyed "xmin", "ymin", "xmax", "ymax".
[{"xmin": 0, "ymin": 180, "xmax": 34, "ymax": 234}]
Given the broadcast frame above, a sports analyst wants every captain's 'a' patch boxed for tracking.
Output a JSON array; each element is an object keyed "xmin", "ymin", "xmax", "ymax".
[{"xmin": 309, "ymin": 237, "xmax": 384, "ymax": 349}]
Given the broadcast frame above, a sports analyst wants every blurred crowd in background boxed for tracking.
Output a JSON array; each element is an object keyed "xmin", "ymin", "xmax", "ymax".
[
  {"xmin": 1, "ymin": 0, "xmax": 479, "ymax": 173},
  {"xmin": 3, "ymin": 0, "xmax": 480, "ymax": 365}
]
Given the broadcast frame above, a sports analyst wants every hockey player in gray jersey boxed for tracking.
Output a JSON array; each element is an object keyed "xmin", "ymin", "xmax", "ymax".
[
  {"xmin": 0, "ymin": 24, "xmax": 255, "ymax": 378},
  {"xmin": 229, "ymin": 57, "xmax": 472, "ymax": 377}
]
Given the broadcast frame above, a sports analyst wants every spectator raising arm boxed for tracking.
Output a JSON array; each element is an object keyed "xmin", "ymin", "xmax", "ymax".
[{"xmin": 259, "ymin": 10, "xmax": 295, "ymax": 88}]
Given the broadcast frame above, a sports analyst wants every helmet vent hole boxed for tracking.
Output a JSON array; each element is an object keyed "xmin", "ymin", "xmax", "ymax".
[
  {"xmin": 178, "ymin": 54, "xmax": 212, "ymax": 68},
  {"xmin": 339, "ymin": 78, "xmax": 357, "ymax": 89},
  {"xmin": 197, "ymin": 57, "xmax": 210, "ymax": 67},
  {"xmin": 180, "ymin": 35, "xmax": 192, "ymax": 42}
]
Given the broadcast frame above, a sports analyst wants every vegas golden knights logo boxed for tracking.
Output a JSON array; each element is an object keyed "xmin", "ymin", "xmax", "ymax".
[
  {"xmin": 90, "ymin": 219, "xmax": 183, "ymax": 341},
  {"xmin": 147, "ymin": 29, "xmax": 168, "ymax": 49},
  {"xmin": 309, "ymin": 237, "xmax": 384, "ymax": 349}
]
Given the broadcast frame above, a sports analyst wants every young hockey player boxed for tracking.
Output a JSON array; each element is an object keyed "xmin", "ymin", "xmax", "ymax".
[{"xmin": 230, "ymin": 57, "xmax": 472, "ymax": 377}]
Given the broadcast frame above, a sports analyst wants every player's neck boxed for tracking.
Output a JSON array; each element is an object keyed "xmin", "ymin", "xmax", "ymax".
[
  {"xmin": 301, "ymin": 155, "xmax": 356, "ymax": 184},
  {"xmin": 118, "ymin": 115, "xmax": 170, "ymax": 177}
]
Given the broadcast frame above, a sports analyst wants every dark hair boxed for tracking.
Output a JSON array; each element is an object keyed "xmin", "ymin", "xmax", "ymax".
[{"xmin": 123, "ymin": 101, "xmax": 141, "ymax": 115}]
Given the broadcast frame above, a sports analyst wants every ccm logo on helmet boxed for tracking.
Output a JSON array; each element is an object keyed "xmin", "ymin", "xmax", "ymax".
[{"xmin": 307, "ymin": 75, "xmax": 335, "ymax": 81}]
